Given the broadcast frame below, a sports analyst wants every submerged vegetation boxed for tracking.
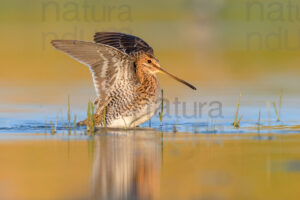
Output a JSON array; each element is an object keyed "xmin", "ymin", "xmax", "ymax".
[
  {"xmin": 40, "ymin": 89, "xmax": 288, "ymax": 135},
  {"xmin": 233, "ymin": 92, "xmax": 242, "ymax": 128},
  {"xmin": 172, "ymin": 125, "xmax": 177, "ymax": 133},
  {"xmin": 42, "ymin": 97, "xmax": 95, "ymax": 135},
  {"xmin": 272, "ymin": 90, "xmax": 283, "ymax": 122},
  {"xmin": 159, "ymin": 89, "xmax": 164, "ymax": 128},
  {"xmin": 50, "ymin": 113, "xmax": 59, "ymax": 135},
  {"xmin": 257, "ymin": 110, "xmax": 261, "ymax": 126},
  {"xmin": 86, "ymin": 101, "xmax": 96, "ymax": 135}
]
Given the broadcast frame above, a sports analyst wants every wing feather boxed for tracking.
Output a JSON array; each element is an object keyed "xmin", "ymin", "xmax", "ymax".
[
  {"xmin": 93, "ymin": 32, "xmax": 154, "ymax": 55},
  {"xmin": 51, "ymin": 40, "xmax": 137, "ymax": 111}
]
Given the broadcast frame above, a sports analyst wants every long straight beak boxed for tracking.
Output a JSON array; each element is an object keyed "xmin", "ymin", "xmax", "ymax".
[{"xmin": 154, "ymin": 66, "xmax": 197, "ymax": 90}]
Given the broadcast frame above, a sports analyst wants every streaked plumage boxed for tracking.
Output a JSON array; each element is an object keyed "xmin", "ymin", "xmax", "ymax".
[{"xmin": 51, "ymin": 32, "xmax": 196, "ymax": 128}]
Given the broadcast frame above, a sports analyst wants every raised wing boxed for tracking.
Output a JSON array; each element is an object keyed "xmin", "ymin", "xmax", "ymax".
[
  {"xmin": 51, "ymin": 40, "xmax": 136, "ymax": 110},
  {"xmin": 94, "ymin": 32, "xmax": 154, "ymax": 56}
]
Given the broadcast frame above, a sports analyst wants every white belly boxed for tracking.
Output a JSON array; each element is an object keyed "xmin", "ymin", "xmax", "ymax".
[{"xmin": 108, "ymin": 101, "xmax": 161, "ymax": 128}]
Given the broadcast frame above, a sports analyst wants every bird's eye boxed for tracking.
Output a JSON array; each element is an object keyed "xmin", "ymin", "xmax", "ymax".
[{"xmin": 147, "ymin": 60, "xmax": 152, "ymax": 64}]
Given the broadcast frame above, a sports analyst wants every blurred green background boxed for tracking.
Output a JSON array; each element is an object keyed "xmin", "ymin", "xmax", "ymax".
[{"xmin": 1, "ymin": 0, "xmax": 300, "ymax": 104}]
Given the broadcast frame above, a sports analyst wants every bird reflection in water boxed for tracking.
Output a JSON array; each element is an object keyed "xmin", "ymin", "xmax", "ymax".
[{"xmin": 90, "ymin": 131, "xmax": 162, "ymax": 200}]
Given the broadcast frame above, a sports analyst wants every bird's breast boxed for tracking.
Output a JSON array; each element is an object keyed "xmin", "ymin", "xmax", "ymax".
[{"xmin": 106, "ymin": 76, "xmax": 161, "ymax": 128}]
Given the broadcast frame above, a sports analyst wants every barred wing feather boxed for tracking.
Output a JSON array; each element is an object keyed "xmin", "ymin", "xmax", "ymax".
[
  {"xmin": 94, "ymin": 32, "xmax": 154, "ymax": 56},
  {"xmin": 51, "ymin": 40, "xmax": 136, "ymax": 110}
]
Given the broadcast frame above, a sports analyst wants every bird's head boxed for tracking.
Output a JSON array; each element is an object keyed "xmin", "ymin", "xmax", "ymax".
[
  {"xmin": 137, "ymin": 53, "xmax": 197, "ymax": 90},
  {"xmin": 137, "ymin": 53, "xmax": 161, "ymax": 74}
]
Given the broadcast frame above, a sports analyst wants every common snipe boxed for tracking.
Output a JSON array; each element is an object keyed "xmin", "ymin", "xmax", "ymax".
[{"xmin": 51, "ymin": 32, "xmax": 196, "ymax": 128}]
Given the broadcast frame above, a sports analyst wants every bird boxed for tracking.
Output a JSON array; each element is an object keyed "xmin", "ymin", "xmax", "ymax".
[{"xmin": 51, "ymin": 32, "xmax": 196, "ymax": 128}]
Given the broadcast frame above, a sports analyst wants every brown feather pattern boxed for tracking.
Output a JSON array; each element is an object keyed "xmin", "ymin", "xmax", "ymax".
[{"xmin": 51, "ymin": 34, "xmax": 161, "ymax": 127}]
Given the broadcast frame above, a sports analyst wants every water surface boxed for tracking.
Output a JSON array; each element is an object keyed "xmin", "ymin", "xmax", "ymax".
[
  {"xmin": 0, "ymin": 131, "xmax": 300, "ymax": 200},
  {"xmin": 1, "ymin": 91, "xmax": 300, "ymax": 200}
]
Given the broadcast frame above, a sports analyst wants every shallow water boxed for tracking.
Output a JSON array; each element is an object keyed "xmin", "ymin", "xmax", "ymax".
[
  {"xmin": 0, "ymin": 132, "xmax": 300, "ymax": 200},
  {"xmin": 1, "ymin": 92, "xmax": 300, "ymax": 200}
]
